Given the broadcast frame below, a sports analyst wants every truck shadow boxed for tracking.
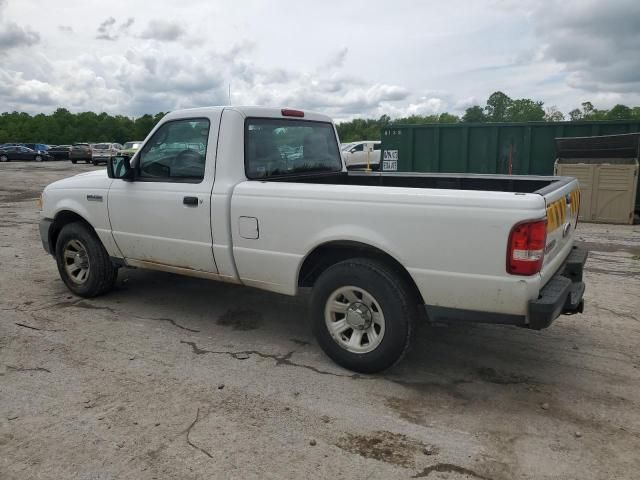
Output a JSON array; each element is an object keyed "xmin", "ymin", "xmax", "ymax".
[
  {"xmin": 89, "ymin": 268, "xmax": 633, "ymax": 455},
  {"xmin": 107, "ymin": 267, "xmax": 585, "ymax": 390}
]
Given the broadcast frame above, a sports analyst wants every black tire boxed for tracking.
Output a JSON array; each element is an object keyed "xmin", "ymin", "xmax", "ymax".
[
  {"xmin": 55, "ymin": 222, "xmax": 118, "ymax": 298},
  {"xmin": 310, "ymin": 258, "xmax": 418, "ymax": 373},
  {"xmin": 92, "ymin": 160, "xmax": 98, "ymax": 166},
  {"xmin": 71, "ymin": 159, "xmax": 77, "ymax": 164}
]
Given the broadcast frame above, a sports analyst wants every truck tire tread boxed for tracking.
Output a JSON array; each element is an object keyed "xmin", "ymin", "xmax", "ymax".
[
  {"xmin": 310, "ymin": 257, "xmax": 418, "ymax": 373},
  {"xmin": 55, "ymin": 222, "xmax": 117, "ymax": 298}
]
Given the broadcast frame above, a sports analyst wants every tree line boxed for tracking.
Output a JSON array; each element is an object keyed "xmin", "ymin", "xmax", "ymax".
[
  {"xmin": 1, "ymin": 92, "xmax": 640, "ymax": 145},
  {"xmin": 0, "ymin": 108, "xmax": 165, "ymax": 145},
  {"xmin": 337, "ymin": 91, "xmax": 640, "ymax": 142}
]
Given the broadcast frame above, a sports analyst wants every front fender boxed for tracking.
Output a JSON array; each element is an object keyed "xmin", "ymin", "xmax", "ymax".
[{"xmin": 44, "ymin": 189, "xmax": 122, "ymax": 258}]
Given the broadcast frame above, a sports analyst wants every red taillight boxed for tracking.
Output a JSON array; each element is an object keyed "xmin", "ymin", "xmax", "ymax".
[
  {"xmin": 281, "ymin": 108, "xmax": 304, "ymax": 117},
  {"xmin": 507, "ymin": 219, "xmax": 547, "ymax": 275}
]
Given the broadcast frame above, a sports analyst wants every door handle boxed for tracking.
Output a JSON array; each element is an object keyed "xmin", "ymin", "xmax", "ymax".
[{"xmin": 183, "ymin": 196, "xmax": 199, "ymax": 206}]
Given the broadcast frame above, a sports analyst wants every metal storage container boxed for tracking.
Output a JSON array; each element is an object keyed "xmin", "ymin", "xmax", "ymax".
[
  {"xmin": 380, "ymin": 120, "xmax": 640, "ymax": 212},
  {"xmin": 554, "ymin": 134, "xmax": 639, "ymax": 224}
]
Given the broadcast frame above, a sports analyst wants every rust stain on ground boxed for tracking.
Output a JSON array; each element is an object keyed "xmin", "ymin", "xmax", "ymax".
[
  {"xmin": 216, "ymin": 309, "xmax": 263, "ymax": 331},
  {"xmin": 335, "ymin": 430, "xmax": 432, "ymax": 468}
]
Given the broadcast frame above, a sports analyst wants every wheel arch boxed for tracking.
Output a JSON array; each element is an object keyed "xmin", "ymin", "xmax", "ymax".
[
  {"xmin": 297, "ymin": 240, "xmax": 425, "ymax": 304},
  {"xmin": 49, "ymin": 210, "xmax": 96, "ymax": 254}
]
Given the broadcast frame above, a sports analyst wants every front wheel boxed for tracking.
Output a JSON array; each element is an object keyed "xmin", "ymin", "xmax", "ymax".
[
  {"xmin": 71, "ymin": 159, "xmax": 77, "ymax": 164},
  {"xmin": 35, "ymin": 155, "xmax": 43, "ymax": 162},
  {"xmin": 55, "ymin": 222, "xmax": 118, "ymax": 297},
  {"xmin": 310, "ymin": 258, "xmax": 418, "ymax": 373},
  {"xmin": 0, "ymin": 154, "xmax": 8, "ymax": 162}
]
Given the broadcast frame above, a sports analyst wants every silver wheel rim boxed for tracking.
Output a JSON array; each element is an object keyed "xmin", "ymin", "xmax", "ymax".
[
  {"xmin": 63, "ymin": 239, "xmax": 90, "ymax": 284},
  {"xmin": 324, "ymin": 286, "xmax": 385, "ymax": 354},
  {"xmin": 0, "ymin": 155, "xmax": 7, "ymax": 162},
  {"xmin": 35, "ymin": 156, "xmax": 42, "ymax": 162}
]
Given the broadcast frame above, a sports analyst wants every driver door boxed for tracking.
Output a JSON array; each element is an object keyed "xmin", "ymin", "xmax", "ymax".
[
  {"xmin": 108, "ymin": 116, "xmax": 219, "ymax": 273},
  {"xmin": 18, "ymin": 147, "xmax": 31, "ymax": 160}
]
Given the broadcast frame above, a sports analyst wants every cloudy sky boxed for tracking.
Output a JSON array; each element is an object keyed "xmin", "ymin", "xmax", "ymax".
[{"xmin": 1, "ymin": 0, "xmax": 638, "ymax": 121}]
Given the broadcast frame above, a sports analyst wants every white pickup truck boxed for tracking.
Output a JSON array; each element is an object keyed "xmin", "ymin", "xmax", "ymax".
[
  {"xmin": 39, "ymin": 106, "xmax": 587, "ymax": 373},
  {"xmin": 341, "ymin": 141, "xmax": 381, "ymax": 169}
]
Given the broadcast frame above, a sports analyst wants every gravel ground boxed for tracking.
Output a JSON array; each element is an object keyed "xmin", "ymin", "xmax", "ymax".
[{"xmin": 1, "ymin": 162, "xmax": 639, "ymax": 480}]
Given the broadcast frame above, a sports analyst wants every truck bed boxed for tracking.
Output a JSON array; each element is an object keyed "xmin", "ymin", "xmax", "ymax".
[{"xmin": 268, "ymin": 171, "xmax": 572, "ymax": 195}]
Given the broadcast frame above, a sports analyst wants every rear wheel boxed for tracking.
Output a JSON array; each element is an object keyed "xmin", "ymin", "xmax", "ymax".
[
  {"xmin": 55, "ymin": 222, "xmax": 118, "ymax": 297},
  {"xmin": 71, "ymin": 159, "xmax": 77, "ymax": 164},
  {"xmin": 310, "ymin": 258, "xmax": 418, "ymax": 373}
]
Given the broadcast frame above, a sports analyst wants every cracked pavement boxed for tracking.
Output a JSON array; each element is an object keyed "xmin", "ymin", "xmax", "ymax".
[{"xmin": 1, "ymin": 162, "xmax": 640, "ymax": 479}]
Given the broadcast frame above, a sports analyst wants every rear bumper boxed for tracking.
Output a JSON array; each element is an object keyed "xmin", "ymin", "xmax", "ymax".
[
  {"xmin": 424, "ymin": 245, "xmax": 588, "ymax": 329},
  {"xmin": 528, "ymin": 246, "xmax": 588, "ymax": 330},
  {"xmin": 39, "ymin": 218, "xmax": 54, "ymax": 255}
]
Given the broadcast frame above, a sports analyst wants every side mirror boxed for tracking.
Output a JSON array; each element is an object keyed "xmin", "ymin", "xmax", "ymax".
[{"xmin": 107, "ymin": 155, "xmax": 134, "ymax": 181}]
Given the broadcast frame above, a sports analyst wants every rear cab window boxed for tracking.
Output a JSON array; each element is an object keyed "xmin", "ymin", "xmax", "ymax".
[{"xmin": 244, "ymin": 118, "xmax": 342, "ymax": 179}]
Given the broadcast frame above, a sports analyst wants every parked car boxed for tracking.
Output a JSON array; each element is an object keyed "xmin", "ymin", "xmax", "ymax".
[
  {"xmin": 0, "ymin": 145, "xmax": 52, "ymax": 162},
  {"xmin": 38, "ymin": 106, "xmax": 587, "ymax": 373},
  {"xmin": 22, "ymin": 143, "xmax": 50, "ymax": 153},
  {"xmin": 119, "ymin": 141, "xmax": 143, "ymax": 157},
  {"xmin": 69, "ymin": 143, "xmax": 94, "ymax": 163},
  {"xmin": 48, "ymin": 145, "xmax": 72, "ymax": 161},
  {"xmin": 342, "ymin": 141, "xmax": 381, "ymax": 169},
  {"xmin": 91, "ymin": 143, "xmax": 123, "ymax": 165}
]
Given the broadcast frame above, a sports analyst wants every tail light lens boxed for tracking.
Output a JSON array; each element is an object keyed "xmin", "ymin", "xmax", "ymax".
[
  {"xmin": 507, "ymin": 219, "xmax": 547, "ymax": 275},
  {"xmin": 281, "ymin": 108, "xmax": 304, "ymax": 117}
]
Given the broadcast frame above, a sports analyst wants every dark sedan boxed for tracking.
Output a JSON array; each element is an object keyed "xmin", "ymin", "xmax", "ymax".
[
  {"xmin": 48, "ymin": 145, "xmax": 72, "ymax": 160},
  {"xmin": 0, "ymin": 146, "xmax": 52, "ymax": 162}
]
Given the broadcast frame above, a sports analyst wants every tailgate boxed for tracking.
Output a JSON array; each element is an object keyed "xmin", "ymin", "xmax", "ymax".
[{"xmin": 539, "ymin": 178, "xmax": 581, "ymax": 282}]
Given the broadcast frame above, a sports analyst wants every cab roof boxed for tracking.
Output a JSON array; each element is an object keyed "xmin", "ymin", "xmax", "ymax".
[{"xmin": 162, "ymin": 106, "xmax": 334, "ymax": 124}]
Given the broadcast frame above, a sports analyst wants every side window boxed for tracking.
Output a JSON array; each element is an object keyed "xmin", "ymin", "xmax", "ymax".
[
  {"xmin": 352, "ymin": 143, "xmax": 364, "ymax": 152},
  {"xmin": 138, "ymin": 118, "xmax": 210, "ymax": 182},
  {"xmin": 373, "ymin": 144, "xmax": 381, "ymax": 151}
]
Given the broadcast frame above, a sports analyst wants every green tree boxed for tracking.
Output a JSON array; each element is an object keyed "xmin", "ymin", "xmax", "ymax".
[
  {"xmin": 544, "ymin": 106, "xmax": 564, "ymax": 122},
  {"xmin": 505, "ymin": 99, "xmax": 545, "ymax": 122},
  {"xmin": 462, "ymin": 105, "xmax": 487, "ymax": 122},
  {"xmin": 606, "ymin": 104, "xmax": 632, "ymax": 120},
  {"xmin": 485, "ymin": 91, "xmax": 512, "ymax": 121},
  {"xmin": 568, "ymin": 108, "xmax": 583, "ymax": 121},
  {"xmin": 437, "ymin": 113, "xmax": 459, "ymax": 123},
  {"xmin": 581, "ymin": 102, "xmax": 595, "ymax": 117}
]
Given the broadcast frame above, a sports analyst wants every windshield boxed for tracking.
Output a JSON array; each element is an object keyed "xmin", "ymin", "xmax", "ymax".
[
  {"xmin": 245, "ymin": 118, "xmax": 342, "ymax": 179},
  {"xmin": 123, "ymin": 142, "xmax": 141, "ymax": 149}
]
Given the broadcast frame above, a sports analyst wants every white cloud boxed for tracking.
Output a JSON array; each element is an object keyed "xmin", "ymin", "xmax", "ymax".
[
  {"xmin": 139, "ymin": 20, "xmax": 185, "ymax": 42},
  {"xmin": 96, "ymin": 17, "xmax": 134, "ymax": 41},
  {"xmin": 0, "ymin": 0, "xmax": 638, "ymax": 118},
  {"xmin": 0, "ymin": 0, "xmax": 39, "ymax": 51}
]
